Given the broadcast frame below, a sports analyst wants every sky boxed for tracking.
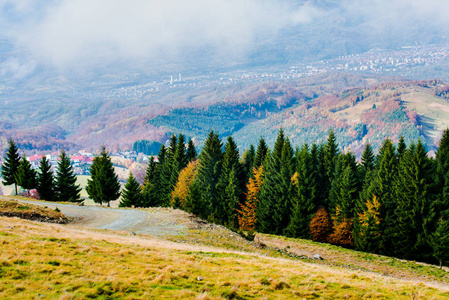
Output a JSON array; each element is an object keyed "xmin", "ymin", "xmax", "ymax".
[{"xmin": 1, "ymin": 0, "xmax": 449, "ymax": 78}]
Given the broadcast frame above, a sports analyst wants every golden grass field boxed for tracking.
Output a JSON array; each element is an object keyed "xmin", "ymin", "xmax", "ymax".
[{"xmin": 1, "ymin": 212, "xmax": 449, "ymax": 299}]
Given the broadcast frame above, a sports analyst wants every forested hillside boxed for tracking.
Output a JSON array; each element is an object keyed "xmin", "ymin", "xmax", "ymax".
[
  {"xmin": 122, "ymin": 129, "xmax": 449, "ymax": 267},
  {"xmin": 148, "ymin": 79, "xmax": 449, "ymax": 155},
  {"xmin": 3, "ymin": 74, "xmax": 449, "ymax": 156}
]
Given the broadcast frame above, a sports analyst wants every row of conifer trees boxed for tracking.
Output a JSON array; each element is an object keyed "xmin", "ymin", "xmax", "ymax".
[
  {"xmin": 1, "ymin": 141, "xmax": 121, "ymax": 206},
  {"xmin": 122, "ymin": 129, "xmax": 449, "ymax": 267}
]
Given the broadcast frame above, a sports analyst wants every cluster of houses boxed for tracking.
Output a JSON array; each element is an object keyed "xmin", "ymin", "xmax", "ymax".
[
  {"xmin": 26, "ymin": 150, "xmax": 146, "ymax": 176},
  {"xmin": 28, "ymin": 151, "xmax": 95, "ymax": 175}
]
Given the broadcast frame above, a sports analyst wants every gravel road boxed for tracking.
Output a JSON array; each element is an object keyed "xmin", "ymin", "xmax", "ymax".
[{"xmin": 17, "ymin": 199, "xmax": 188, "ymax": 237}]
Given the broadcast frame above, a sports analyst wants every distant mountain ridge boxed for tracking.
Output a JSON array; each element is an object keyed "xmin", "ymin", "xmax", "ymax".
[{"xmin": 1, "ymin": 74, "xmax": 449, "ymax": 156}]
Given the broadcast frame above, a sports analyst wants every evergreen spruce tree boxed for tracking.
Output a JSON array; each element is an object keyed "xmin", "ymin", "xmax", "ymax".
[
  {"xmin": 328, "ymin": 153, "xmax": 358, "ymax": 216},
  {"xmin": 370, "ymin": 138, "xmax": 397, "ymax": 256},
  {"xmin": 397, "ymin": 136, "xmax": 407, "ymax": 163},
  {"xmin": 86, "ymin": 147, "xmax": 120, "ymax": 206},
  {"xmin": 254, "ymin": 137, "xmax": 269, "ymax": 169},
  {"xmin": 430, "ymin": 215, "xmax": 449, "ymax": 268},
  {"xmin": 119, "ymin": 172, "xmax": 142, "ymax": 207},
  {"xmin": 257, "ymin": 130, "xmax": 285, "ymax": 233},
  {"xmin": 186, "ymin": 138, "xmax": 197, "ymax": 162},
  {"xmin": 392, "ymin": 141, "xmax": 435, "ymax": 261},
  {"xmin": 359, "ymin": 143, "xmax": 375, "ymax": 182},
  {"xmin": 215, "ymin": 136, "xmax": 244, "ymax": 226},
  {"xmin": 36, "ymin": 157, "xmax": 56, "ymax": 202},
  {"xmin": 284, "ymin": 143, "xmax": 318, "ymax": 238},
  {"xmin": 323, "ymin": 129, "xmax": 340, "ymax": 208},
  {"xmin": 195, "ymin": 130, "xmax": 223, "ymax": 220},
  {"xmin": 314, "ymin": 143, "xmax": 328, "ymax": 208},
  {"xmin": 243, "ymin": 144, "xmax": 256, "ymax": 181},
  {"xmin": 142, "ymin": 156, "xmax": 159, "ymax": 207},
  {"xmin": 257, "ymin": 129, "xmax": 294, "ymax": 234},
  {"xmin": 166, "ymin": 134, "xmax": 178, "ymax": 166},
  {"xmin": 272, "ymin": 137, "xmax": 295, "ymax": 234},
  {"xmin": 16, "ymin": 155, "xmax": 37, "ymax": 192},
  {"xmin": 55, "ymin": 150, "xmax": 82, "ymax": 203},
  {"xmin": 435, "ymin": 129, "xmax": 449, "ymax": 214},
  {"xmin": 1, "ymin": 139, "xmax": 20, "ymax": 195},
  {"xmin": 185, "ymin": 179, "xmax": 202, "ymax": 216},
  {"xmin": 170, "ymin": 134, "xmax": 187, "ymax": 188},
  {"xmin": 158, "ymin": 144, "xmax": 175, "ymax": 207}
]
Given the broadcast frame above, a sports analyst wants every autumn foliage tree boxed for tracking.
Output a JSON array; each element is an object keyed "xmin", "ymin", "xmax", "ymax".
[
  {"xmin": 310, "ymin": 207, "xmax": 333, "ymax": 243},
  {"xmin": 354, "ymin": 195, "xmax": 382, "ymax": 253},
  {"xmin": 171, "ymin": 160, "xmax": 198, "ymax": 209},
  {"xmin": 328, "ymin": 206, "xmax": 354, "ymax": 248},
  {"xmin": 237, "ymin": 166, "xmax": 263, "ymax": 232}
]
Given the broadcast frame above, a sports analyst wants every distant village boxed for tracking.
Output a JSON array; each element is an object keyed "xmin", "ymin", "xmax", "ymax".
[{"xmin": 10, "ymin": 150, "xmax": 153, "ymax": 182}]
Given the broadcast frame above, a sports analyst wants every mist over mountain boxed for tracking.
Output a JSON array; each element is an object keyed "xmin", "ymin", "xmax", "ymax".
[
  {"xmin": 1, "ymin": 0, "xmax": 449, "ymax": 153},
  {"xmin": 1, "ymin": 0, "xmax": 449, "ymax": 81}
]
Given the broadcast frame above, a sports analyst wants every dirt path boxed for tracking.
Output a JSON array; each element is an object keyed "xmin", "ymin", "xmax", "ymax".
[{"xmin": 15, "ymin": 199, "xmax": 190, "ymax": 237}]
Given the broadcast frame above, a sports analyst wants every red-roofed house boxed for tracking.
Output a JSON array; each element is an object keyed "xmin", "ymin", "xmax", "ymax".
[
  {"xmin": 28, "ymin": 155, "xmax": 45, "ymax": 168},
  {"xmin": 71, "ymin": 155, "xmax": 87, "ymax": 163}
]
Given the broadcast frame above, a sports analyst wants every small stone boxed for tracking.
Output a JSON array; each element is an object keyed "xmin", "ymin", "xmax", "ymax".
[
  {"xmin": 313, "ymin": 254, "xmax": 323, "ymax": 260},
  {"xmin": 197, "ymin": 276, "xmax": 204, "ymax": 281}
]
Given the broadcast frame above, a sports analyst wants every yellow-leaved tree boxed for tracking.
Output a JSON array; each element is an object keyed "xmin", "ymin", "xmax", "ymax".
[
  {"xmin": 171, "ymin": 160, "xmax": 198, "ymax": 209},
  {"xmin": 237, "ymin": 166, "xmax": 263, "ymax": 232},
  {"xmin": 354, "ymin": 195, "xmax": 382, "ymax": 253}
]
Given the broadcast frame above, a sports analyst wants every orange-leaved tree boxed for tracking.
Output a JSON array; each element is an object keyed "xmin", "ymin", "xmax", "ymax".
[
  {"xmin": 310, "ymin": 207, "xmax": 333, "ymax": 243},
  {"xmin": 328, "ymin": 206, "xmax": 354, "ymax": 248},
  {"xmin": 237, "ymin": 166, "xmax": 263, "ymax": 232},
  {"xmin": 171, "ymin": 160, "xmax": 198, "ymax": 209}
]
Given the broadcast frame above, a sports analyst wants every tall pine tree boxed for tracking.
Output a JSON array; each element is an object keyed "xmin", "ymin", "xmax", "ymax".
[
  {"xmin": 16, "ymin": 155, "xmax": 37, "ymax": 192},
  {"xmin": 186, "ymin": 138, "xmax": 197, "ymax": 162},
  {"xmin": 257, "ymin": 129, "xmax": 295, "ymax": 235},
  {"xmin": 254, "ymin": 137, "xmax": 269, "ymax": 169},
  {"xmin": 370, "ymin": 138, "xmax": 397, "ymax": 256},
  {"xmin": 55, "ymin": 150, "xmax": 82, "ymax": 203},
  {"xmin": 86, "ymin": 147, "xmax": 120, "ymax": 206},
  {"xmin": 36, "ymin": 157, "xmax": 56, "ymax": 202},
  {"xmin": 195, "ymin": 131, "xmax": 223, "ymax": 220},
  {"xmin": 284, "ymin": 143, "xmax": 318, "ymax": 238},
  {"xmin": 323, "ymin": 129, "xmax": 340, "ymax": 208},
  {"xmin": 119, "ymin": 172, "xmax": 142, "ymax": 207},
  {"xmin": 392, "ymin": 141, "xmax": 435, "ymax": 261},
  {"xmin": 215, "ymin": 136, "xmax": 244, "ymax": 227},
  {"xmin": 1, "ymin": 139, "xmax": 20, "ymax": 195}
]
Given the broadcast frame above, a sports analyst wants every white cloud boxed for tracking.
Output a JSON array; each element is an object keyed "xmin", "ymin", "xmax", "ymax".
[{"xmin": 1, "ymin": 0, "xmax": 317, "ymax": 69}]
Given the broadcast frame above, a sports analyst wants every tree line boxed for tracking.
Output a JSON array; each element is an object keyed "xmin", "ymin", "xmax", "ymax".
[
  {"xmin": 120, "ymin": 129, "xmax": 449, "ymax": 268},
  {"xmin": 1, "ymin": 141, "xmax": 120, "ymax": 206}
]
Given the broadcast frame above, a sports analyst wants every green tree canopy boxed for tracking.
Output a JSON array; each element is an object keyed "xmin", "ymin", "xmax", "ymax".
[
  {"xmin": 119, "ymin": 172, "xmax": 142, "ymax": 208},
  {"xmin": 16, "ymin": 155, "xmax": 37, "ymax": 191},
  {"xmin": 55, "ymin": 150, "xmax": 82, "ymax": 203},
  {"xmin": 86, "ymin": 147, "xmax": 120, "ymax": 206},
  {"xmin": 36, "ymin": 157, "xmax": 56, "ymax": 202},
  {"xmin": 1, "ymin": 139, "xmax": 20, "ymax": 195}
]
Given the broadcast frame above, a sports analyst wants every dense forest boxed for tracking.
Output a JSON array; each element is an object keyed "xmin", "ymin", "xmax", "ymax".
[
  {"xmin": 121, "ymin": 128, "xmax": 449, "ymax": 267},
  {"xmin": 5, "ymin": 123, "xmax": 442, "ymax": 265}
]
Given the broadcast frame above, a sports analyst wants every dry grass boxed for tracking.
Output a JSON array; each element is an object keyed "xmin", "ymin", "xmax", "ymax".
[
  {"xmin": 1, "ymin": 217, "xmax": 448, "ymax": 299},
  {"xmin": 0, "ymin": 198, "xmax": 68, "ymax": 223}
]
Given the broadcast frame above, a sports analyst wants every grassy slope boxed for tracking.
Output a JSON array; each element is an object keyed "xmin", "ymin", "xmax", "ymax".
[{"xmin": 1, "ymin": 209, "xmax": 449, "ymax": 299}]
